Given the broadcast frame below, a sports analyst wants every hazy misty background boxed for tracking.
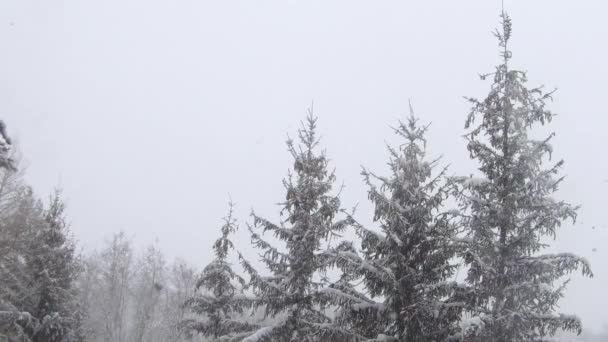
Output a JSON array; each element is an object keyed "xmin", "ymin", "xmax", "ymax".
[{"xmin": 1, "ymin": 0, "xmax": 606, "ymax": 333}]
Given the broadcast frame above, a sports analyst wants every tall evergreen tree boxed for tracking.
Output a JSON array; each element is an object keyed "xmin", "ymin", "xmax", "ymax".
[
  {"xmin": 454, "ymin": 12, "xmax": 592, "ymax": 342},
  {"xmin": 1, "ymin": 185, "xmax": 82, "ymax": 342},
  {"xmin": 26, "ymin": 190, "xmax": 82, "ymax": 342},
  {"xmin": 328, "ymin": 107, "xmax": 463, "ymax": 341},
  {"xmin": 0, "ymin": 186, "xmax": 43, "ymax": 342},
  {"xmin": 182, "ymin": 201, "xmax": 257, "ymax": 341},
  {"xmin": 239, "ymin": 111, "xmax": 352, "ymax": 342}
]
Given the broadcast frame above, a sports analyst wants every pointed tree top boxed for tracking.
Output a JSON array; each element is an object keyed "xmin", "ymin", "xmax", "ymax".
[
  {"xmin": 214, "ymin": 200, "xmax": 238, "ymax": 260},
  {"xmin": 395, "ymin": 102, "xmax": 428, "ymax": 148},
  {"xmin": 301, "ymin": 104, "xmax": 319, "ymax": 150},
  {"xmin": 494, "ymin": 9, "xmax": 513, "ymax": 62}
]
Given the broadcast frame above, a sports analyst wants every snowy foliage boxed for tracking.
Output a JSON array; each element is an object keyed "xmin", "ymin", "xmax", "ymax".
[
  {"xmin": 183, "ymin": 202, "xmax": 258, "ymax": 341},
  {"xmin": 1, "ymin": 10, "xmax": 599, "ymax": 342},
  {"xmin": 327, "ymin": 107, "xmax": 464, "ymax": 341},
  {"xmin": 0, "ymin": 180, "xmax": 82, "ymax": 342},
  {"xmin": 452, "ymin": 11, "xmax": 593, "ymax": 342},
  {"xmin": 240, "ymin": 111, "xmax": 354, "ymax": 342},
  {"xmin": 26, "ymin": 190, "xmax": 82, "ymax": 342},
  {"xmin": 0, "ymin": 174, "xmax": 43, "ymax": 342},
  {"xmin": 0, "ymin": 120, "xmax": 14, "ymax": 171}
]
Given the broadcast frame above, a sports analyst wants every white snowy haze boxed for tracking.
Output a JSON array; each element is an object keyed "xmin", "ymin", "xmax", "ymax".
[{"xmin": 1, "ymin": 0, "xmax": 606, "ymax": 334}]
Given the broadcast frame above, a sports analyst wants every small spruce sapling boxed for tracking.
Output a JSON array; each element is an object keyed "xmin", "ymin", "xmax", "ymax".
[{"xmin": 183, "ymin": 201, "xmax": 257, "ymax": 342}]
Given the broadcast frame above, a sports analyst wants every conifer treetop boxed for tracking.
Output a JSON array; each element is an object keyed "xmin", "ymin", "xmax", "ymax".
[
  {"xmin": 214, "ymin": 199, "xmax": 239, "ymax": 261},
  {"xmin": 326, "ymin": 105, "xmax": 464, "ymax": 341},
  {"xmin": 240, "ymin": 108, "xmax": 355, "ymax": 342},
  {"xmin": 455, "ymin": 11, "xmax": 592, "ymax": 341},
  {"xmin": 182, "ymin": 201, "xmax": 257, "ymax": 342}
]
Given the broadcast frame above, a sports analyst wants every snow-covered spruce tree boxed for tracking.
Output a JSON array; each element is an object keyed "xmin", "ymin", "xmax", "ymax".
[
  {"xmin": 0, "ymin": 121, "xmax": 27, "ymax": 340},
  {"xmin": 453, "ymin": 12, "xmax": 592, "ymax": 342},
  {"xmin": 26, "ymin": 190, "xmax": 82, "ymax": 342},
  {"xmin": 327, "ymin": 108, "xmax": 463, "ymax": 342},
  {"xmin": 0, "ymin": 186, "xmax": 43, "ymax": 342},
  {"xmin": 182, "ymin": 201, "xmax": 258, "ymax": 341},
  {"xmin": 0, "ymin": 186, "xmax": 82, "ymax": 342},
  {"xmin": 239, "ymin": 111, "xmax": 353, "ymax": 342}
]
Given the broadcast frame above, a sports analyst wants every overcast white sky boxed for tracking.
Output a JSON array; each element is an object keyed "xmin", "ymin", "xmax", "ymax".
[{"xmin": 1, "ymin": 0, "xmax": 606, "ymax": 333}]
